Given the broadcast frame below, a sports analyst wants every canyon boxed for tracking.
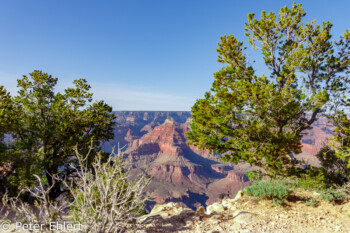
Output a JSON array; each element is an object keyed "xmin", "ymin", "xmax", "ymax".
[{"xmin": 103, "ymin": 111, "xmax": 334, "ymax": 211}]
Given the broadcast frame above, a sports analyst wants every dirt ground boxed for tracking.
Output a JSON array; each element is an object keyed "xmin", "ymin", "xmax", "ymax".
[
  {"xmin": 1, "ymin": 189, "xmax": 349, "ymax": 232},
  {"xmin": 137, "ymin": 189, "xmax": 350, "ymax": 233}
]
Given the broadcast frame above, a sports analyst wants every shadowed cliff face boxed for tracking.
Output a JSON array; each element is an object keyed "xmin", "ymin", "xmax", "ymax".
[{"xmin": 103, "ymin": 111, "xmax": 334, "ymax": 210}]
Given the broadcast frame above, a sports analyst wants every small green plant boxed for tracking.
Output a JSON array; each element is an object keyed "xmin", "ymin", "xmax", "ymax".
[
  {"xmin": 138, "ymin": 209, "xmax": 148, "ymax": 216},
  {"xmin": 272, "ymin": 199, "xmax": 283, "ymax": 206},
  {"xmin": 246, "ymin": 170, "xmax": 263, "ymax": 181},
  {"xmin": 243, "ymin": 179, "xmax": 292, "ymax": 204},
  {"xmin": 305, "ymin": 198, "xmax": 319, "ymax": 207},
  {"xmin": 320, "ymin": 188, "xmax": 348, "ymax": 203}
]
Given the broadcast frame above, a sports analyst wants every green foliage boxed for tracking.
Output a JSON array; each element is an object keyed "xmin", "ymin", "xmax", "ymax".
[
  {"xmin": 276, "ymin": 177, "xmax": 350, "ymax": 204},
  {"xmin": 314, "ymin": 146, "xmax": 349, "ymax": 186},
  {"xmin": 288, "ymin": 145, "xmax": 350, "ymax": 191},
  {"xmin": 320, "ymin": 188, "xmax": 348, "ymax": 203},
  {"xmin": 246, "ymin": 170, "xmax": 263, "ymax": 181},
  {"xmin": 243, "ymin": 179, "xmax": 292, "ymax": 204},
  {"xmin": 292, "ymin": 166, "xmax": 330, "ymax": 190},
  {"xmin": 329, "ymin": 111, "xmax": 350, "ymax": 166},
  {"xmin": 305, "ymin": 198, "xmax": 319, "ymax": 207},
  {"xmin": 0, "ymin": 71, "xmax": 116, "ymax": 198},
  {"xmin": 187, "ymin": 3, "xmax": 350, "ymax": 177},
  {"xmin": 138, "ymin": 209, "xmax": 148, "ymax": 216},
  {"xmin": 319, "ymin": 181, "xmax": 350, "ymax": 203},
  {"xmin": 285, "ymin": 147, "xmax": 349, "ymax": 190}
]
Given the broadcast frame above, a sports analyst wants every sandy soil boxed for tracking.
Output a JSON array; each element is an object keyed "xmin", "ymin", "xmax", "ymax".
[{"xmin": 137, "ymin": 189, "xmax": 350, "ymax": 233}]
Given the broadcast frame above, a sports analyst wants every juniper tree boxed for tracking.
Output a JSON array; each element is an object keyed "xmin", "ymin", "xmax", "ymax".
[
  {"xmin": 327, "ymin": 111, "xmax": 350, "ymax": 183},
  {"xmin": 0, "ymin": 86, "xmax": 12, "ymax": 153},
  {"xmin": 187, "ymin": 3, "xmax": 350, "ymax": 177},
  {"xmin": 0, "ymin": 71, "xmax": 116, "ymax": 198}
]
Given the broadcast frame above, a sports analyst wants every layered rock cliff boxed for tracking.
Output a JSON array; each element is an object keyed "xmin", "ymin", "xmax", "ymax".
[{"xmin": 123, "ymin": 119, "xmax": 248, "ymax": 210}]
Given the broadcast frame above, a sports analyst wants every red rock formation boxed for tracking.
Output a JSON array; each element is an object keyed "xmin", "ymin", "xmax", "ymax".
[
  {"xmin": 124, "ymin": 119, "xmax": 248, "ymax": 210},
  {"xmin": 130, "ymin": 120, "xmax": 187, "ymax": 158}
]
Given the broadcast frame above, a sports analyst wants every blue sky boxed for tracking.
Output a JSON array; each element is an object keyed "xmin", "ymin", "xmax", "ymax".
[{"xmin": 0, "ymin": 0, "xmax": 349, "ymax": 111}]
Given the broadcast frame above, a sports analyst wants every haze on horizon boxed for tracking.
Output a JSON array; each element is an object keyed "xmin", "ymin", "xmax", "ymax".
[{"xmin": 0, "ymin": 0, "xmax": 349, "ymax": 111}]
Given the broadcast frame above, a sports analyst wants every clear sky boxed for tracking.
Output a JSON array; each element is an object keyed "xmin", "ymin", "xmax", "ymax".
[{"xmin": 0, "ymin": 0, "xmax": 349, "ymax": 111}]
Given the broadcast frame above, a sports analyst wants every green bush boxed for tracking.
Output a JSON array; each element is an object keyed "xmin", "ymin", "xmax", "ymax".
[
  {"xmin": 245, "ymin": 170, "xmax": 263, "ymax": 181},
  {"xmin": 292, "ymin": 167, "xmax": 329, "ymax": 190},
  {"xmin": 320, "ymin": 188, "xmax": 348, "ymax": 203},
  {"xmin": 287, "ymin": 165, "xmax": 340, "ymax": 191},
  {"xmin": 243, "ymin": 179, "xmax": 292, "ymax": 204},
  {"xmin": 314, "ymin": 146, "xmax": 349, "ymax": 186},
  {"xmin": 305, "ymin": 198, "xmax": 319, "ymax": 207}
]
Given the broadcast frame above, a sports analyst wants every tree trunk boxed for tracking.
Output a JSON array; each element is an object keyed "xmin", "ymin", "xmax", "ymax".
[{"xmin": 46, "ymin": 168, "xmax": 62, "ymax": 200}]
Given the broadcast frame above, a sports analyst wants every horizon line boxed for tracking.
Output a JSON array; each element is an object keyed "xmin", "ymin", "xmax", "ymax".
[{"xmin": 113, "ymin": 110, "xmax": 192, "ymax": 112}]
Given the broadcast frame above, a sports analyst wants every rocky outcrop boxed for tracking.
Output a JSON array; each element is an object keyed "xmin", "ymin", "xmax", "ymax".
[
  {"xmin": 210, "ymin": 164, "xmax": 233, "ymax": 175},
  {"xmin": 226, "ymin": 170, "xmax": 249, "ymax": 183}
]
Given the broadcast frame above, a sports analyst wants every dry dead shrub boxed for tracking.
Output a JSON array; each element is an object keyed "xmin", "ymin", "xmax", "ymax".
[
  {"xmin": 0, "ymin": 193, "xmax": 11, "ymax": 220},
  {"xmin": 0, "ymin": 175, "xmax": 70, "ymax": 232},
  {"xmin": 14, "ymin": 175, "xmax": 69, "ymax": 225},
  {"xmin": 66, "ymin": 147, "xmax": 150, "ymax": 233}
]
